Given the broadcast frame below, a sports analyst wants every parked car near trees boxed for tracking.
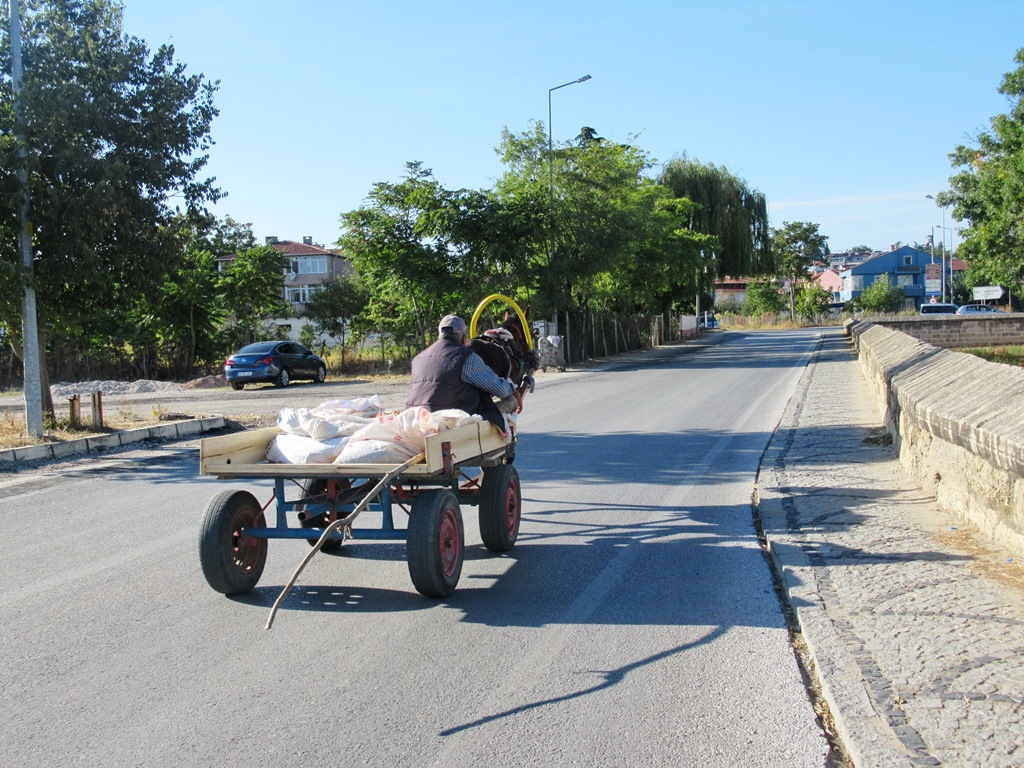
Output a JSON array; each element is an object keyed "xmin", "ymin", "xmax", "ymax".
[
  {"xmin": 956, "ymin": 304, "xmax": 1002, "ymax": 315},
  {"xmin": 224, "ymin": 341, "xmax": 327, "ymax": 390}
]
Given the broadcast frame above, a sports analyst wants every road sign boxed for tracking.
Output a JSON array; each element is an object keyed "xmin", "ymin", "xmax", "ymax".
[
  {"xmin": 925, "ymin": 263, "xmax": 942, "ymax": 294},
  {"xmin": 973, "ymin": 285, "xmax": 1005, "ymax": 300}
]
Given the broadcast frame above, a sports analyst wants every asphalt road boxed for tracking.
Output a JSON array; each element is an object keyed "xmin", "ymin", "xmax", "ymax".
[{"xmin": 0, "ymin": 329, "xmax": 835, "ymax": 767}]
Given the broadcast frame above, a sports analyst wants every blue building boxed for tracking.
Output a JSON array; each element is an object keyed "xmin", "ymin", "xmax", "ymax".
[{"xmin": 838, "ymin": 245, "xmax": 946, "ymax": 310}]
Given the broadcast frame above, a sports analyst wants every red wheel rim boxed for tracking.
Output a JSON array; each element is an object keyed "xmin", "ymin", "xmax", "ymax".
[
  {"xmin": 231, "ymin": 510, "xmax": 264, "ymax": 574},
  {"xmin": 439, "ymin": 508, "xmax": 461, "ymax": 578},
  {"xmin": 504, "ymin": 484, "xmax": 520, "ymax": 535}
]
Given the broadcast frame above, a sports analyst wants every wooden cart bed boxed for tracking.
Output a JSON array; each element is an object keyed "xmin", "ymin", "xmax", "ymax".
[{"xmin": 199, "ymin": 421, "xmax": 508, "ymax": 479}]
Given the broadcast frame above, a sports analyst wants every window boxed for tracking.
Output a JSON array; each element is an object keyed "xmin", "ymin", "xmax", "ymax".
[
  {"xmin": 288, "ymin": 256, "xmax": 328, "ymax": 275},
  {"xmin": 286, "ymin": 285, "xmax": 325, "ymax": 303},
  {"xmin": 897, "ymin": 274, "xmax": 914, "ymax": 288},
  {"xmin": 903, "ymin": 255, "xmax": 913, "ymax": 266}
]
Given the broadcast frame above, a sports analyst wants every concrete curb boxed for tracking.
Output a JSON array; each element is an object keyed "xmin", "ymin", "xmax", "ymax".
[{"xmin": 0, "ymin": 415, "xmax": 227, "ymax": 463}]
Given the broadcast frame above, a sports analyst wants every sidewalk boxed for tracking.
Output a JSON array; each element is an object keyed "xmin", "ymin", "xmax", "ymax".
[{"xmin": 758, "ymin": 330, "xmax": 1024, "ymax": 768}]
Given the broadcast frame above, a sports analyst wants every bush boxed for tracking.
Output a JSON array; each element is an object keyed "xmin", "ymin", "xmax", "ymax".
[{"xmin": 856, "ymin": 273, "xmax": 905, "ymax": 314}]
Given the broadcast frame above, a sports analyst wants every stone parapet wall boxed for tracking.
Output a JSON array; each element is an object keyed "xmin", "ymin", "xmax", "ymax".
[
  {"xmin": 867, "ymin": 314, "xmax": 1024, "ymax": 348},
  {"xmin": 846, "ymin": 319, "xmax": 1024, "ymax": 558}
]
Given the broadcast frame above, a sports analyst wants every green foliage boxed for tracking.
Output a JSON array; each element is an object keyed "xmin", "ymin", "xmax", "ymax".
[
  {"xmin": 657, "ymin": 157, "xmax": 772, "ymax": 277},
  {"xmin": 339, "ymin": 162, "xmax": 474, "ymax": 348},
  {"xmin": 855, "ymin": 273, "xmax": 905, "ymax": 313},
  {"xmin": 772, "ymin": 221, "xmax": 830, "ymax": 321},
  {"xmin": 495, "ymin": 123, "xmax": 661, "ymax": 318},
  {"xmin": 303, "ymin": 276, "xmax": 366, "ymax": 370},
  {"xmin": 218, "ymin": 246, "xmax": 289, "ymax": 347},
  {"xmin": 150, "ymin": 246, "xmax": 224, "ymax": 376},
  {"xmin": 0, "ymin": 0, "xmax": 220, "ymax": 373},
  {"xmin": 795, "ymin": 283, "xmax": 832, "ymax": 319},
  {"xmin": 940, "ymin": 47, "xmax": 1024, "ymax": 300},
  {"xmin": 744, "ymin": 280, "xmax": 786, "ymax": 316}
]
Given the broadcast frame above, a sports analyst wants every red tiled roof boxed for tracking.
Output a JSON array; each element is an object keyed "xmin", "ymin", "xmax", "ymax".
[{"xmin": 269, "ymin": 240, "xmax": 342, "ymax": 257}]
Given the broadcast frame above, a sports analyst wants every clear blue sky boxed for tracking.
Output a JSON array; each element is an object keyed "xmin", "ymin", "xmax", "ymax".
[{"xmin": 122, "ymin": 0, "xmax": 1023, "ymax": 256}]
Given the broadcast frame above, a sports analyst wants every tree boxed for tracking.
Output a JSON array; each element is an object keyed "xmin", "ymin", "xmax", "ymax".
[
  {"xmin": 0, "ymin": 0, "xmax": 220, "ymax": 402},
  {"xmin": 771, "ymin": 221, "xmax": 829, "ymax": 322},
  {"xmin": 339, "ymin": 162, "xmax": 469, "ymax": 350},
  {"xmin": 303, "ymin": 276, "xmax": 366, "ymax": 370},
  {"xmin": 495, "ymin": 123, "xmax": 662, "ymax": 360},
  {"xmin": 855, "ymin": 273, "xmax": 905, "ymax": 314},
  {"xmin": 218, "ymin": 246, "xmax": 290, "ymax": 347},
  {"xmin": 939, "ymin": 47, "xmax": 1024, "ymax": 301},
  {"xmin": 657, "ymin": 156, "xmax": 772, "ymax": 277},
  {"xmin": 744, "ymin": 279, "xmax": 785, "ymax": 316},
  {"xmin": 795, "ymin": 283, "xmax": 832, "ymax": 320},
  {"xmin": 152, "ymin": 246, "xmax": 223, "ymax": 378}
]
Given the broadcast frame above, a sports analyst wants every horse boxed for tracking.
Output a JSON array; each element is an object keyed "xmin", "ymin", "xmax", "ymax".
[{"xmin": 469, "ymin": 307, "xmax": 539, "ymax": 415}]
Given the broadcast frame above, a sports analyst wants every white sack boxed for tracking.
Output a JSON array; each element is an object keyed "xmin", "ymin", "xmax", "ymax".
[
  {"xmin": 335, "ymin": 407, "xmax": 480, "ymax": 464},
  {"xmin": 276, "ymin": 396, "xmax": 381, "ymax": 441},
  {"xmin": 266, "ymin": 433, "xmax": 349, "ymax": 464}
]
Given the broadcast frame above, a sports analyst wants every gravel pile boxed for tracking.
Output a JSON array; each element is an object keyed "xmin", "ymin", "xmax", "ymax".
[{"xmin": 50, "ymin": 380, "xmax": 187, "ymax": 398}]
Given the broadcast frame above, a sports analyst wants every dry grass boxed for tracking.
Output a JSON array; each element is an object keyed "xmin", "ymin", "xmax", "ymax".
[{"xmin": 0, "ymin": 403, "xmax": 170, "ymax": 450}]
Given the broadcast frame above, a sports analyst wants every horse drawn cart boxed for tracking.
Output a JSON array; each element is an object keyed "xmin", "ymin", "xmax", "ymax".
[{"xmin": 197, "ymin": 420, "xmax": 521, "ymax": 602}]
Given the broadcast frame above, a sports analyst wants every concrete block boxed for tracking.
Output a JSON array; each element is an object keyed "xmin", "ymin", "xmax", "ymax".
[
  {"xmin": 119, "ymin": 428, "xmax": 150, "ymax": 445},
  {"xmin": 147, "ymin": 424, "xmax": 179, "ymax": 440},
  {"xmin": 175, "ymin": 419, "xmax": 202, "ymax": 436},
  {"xmin": 13, "ymin": 443, "xmax": 55, "ymax": 461},
  {"xmin": 51, "ymin": 438, "xmax": 89, "ymax": 458},
  {"xmin": 85, "ymin": 434, "xmax": 122, "ymax": 452}
]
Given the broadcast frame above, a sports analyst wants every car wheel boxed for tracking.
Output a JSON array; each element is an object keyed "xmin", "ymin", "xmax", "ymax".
[
  {"xmin": 230, "ymin": 382, "xmax": 244, "ymax": 391},
  {"xmin": 315, "ymin": 364, "xmax": 326, "ymax": 383},
  {"xmin": 275, "ymin": 368, "xmax": 290, "ymax": 387}
]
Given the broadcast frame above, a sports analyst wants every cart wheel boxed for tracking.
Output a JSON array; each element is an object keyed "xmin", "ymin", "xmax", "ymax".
[
  {"xmin": 199, "ymin": 490, "xmax": 268, "ymax": 595},
  {"xmin": 300, "ymin": 479, "xmax": 343, "ymax": 552},
  {"xmin": 479, "ymin": 464, "xmax": 521, "ymax": 552},
  {"xmin": 407, "ymin": 490, "xmax": 463, "ymax": 597}
]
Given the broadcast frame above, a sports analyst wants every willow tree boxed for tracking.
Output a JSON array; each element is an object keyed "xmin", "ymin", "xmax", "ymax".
[{"xmin": 657, "ymin": 157, "xmax": 771, "ymax": 277}]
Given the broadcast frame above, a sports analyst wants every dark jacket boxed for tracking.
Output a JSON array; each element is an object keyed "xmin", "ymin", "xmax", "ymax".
[
  {"xmin": 406, "ymin": 338, "xmax": 505, "ymax": 430},
  {"xmin": 406, "ymin": 339, "xmax": 479, "ymax": 414}
]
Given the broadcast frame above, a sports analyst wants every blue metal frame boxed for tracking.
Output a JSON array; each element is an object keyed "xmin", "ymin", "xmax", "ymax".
[{"xmin": 240, "ymin": 477, "xmax": 411, "ymax": 541}]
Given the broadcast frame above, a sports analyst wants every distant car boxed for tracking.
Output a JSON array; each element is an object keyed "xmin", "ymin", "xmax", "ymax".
[
  {"xmin": 919, "ymin": 303, "xmax": 959, "ymax": 315},
  {"xmin": 956, "ymin": 304, "xmax": 1002, "ymax": 315},
  {"xmin": 698, "ymin": 314, "xmax": 719, "ymax": 329},
  {"xmin": 224, "ymin": 341, "xmax": 326, "ymax": 390}
]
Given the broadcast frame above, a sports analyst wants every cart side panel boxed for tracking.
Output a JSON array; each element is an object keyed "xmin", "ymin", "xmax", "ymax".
[
  {"xmin": 425, "ymin": 421, "xmax": 507, "ymax": 468},
  {"xmin": 200, "ymin": 427, "xmax": 280, "ymax": 475},
  {"xmin": 199, "ymin": 419, "xmax": 508, "ymax": 479}
]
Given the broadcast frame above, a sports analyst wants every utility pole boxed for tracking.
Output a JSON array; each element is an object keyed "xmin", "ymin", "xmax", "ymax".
[{"xmin": 9, "ymin": 0, "xmax": 45, "ymax": 437}]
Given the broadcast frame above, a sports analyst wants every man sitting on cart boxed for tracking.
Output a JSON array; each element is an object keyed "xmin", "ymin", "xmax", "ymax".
[{"xmin": 406, "ymin": 314, "xmax": 523, "ymax": 433}]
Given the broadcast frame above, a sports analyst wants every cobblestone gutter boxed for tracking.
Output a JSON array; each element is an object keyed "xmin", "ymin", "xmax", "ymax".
[{"xmin": 847, "ymin": 320, "xmax": 1024, "ymax": 559}]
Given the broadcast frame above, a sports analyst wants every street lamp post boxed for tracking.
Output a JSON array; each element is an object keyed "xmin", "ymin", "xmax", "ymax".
[
  {"xmin": 926, "ymin": 194, "xmax": 953, "ymax": 303},
  {"xmin": 547, "ymin": 74, "xmax": 591, "ymax": 365},
  {"xmin": 547, "ymin": 74, "xmax": 591, "ymax": 264},
  {"xmin": 936, "ymin": 224, "xmax": 953, "ymax": 303}
]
